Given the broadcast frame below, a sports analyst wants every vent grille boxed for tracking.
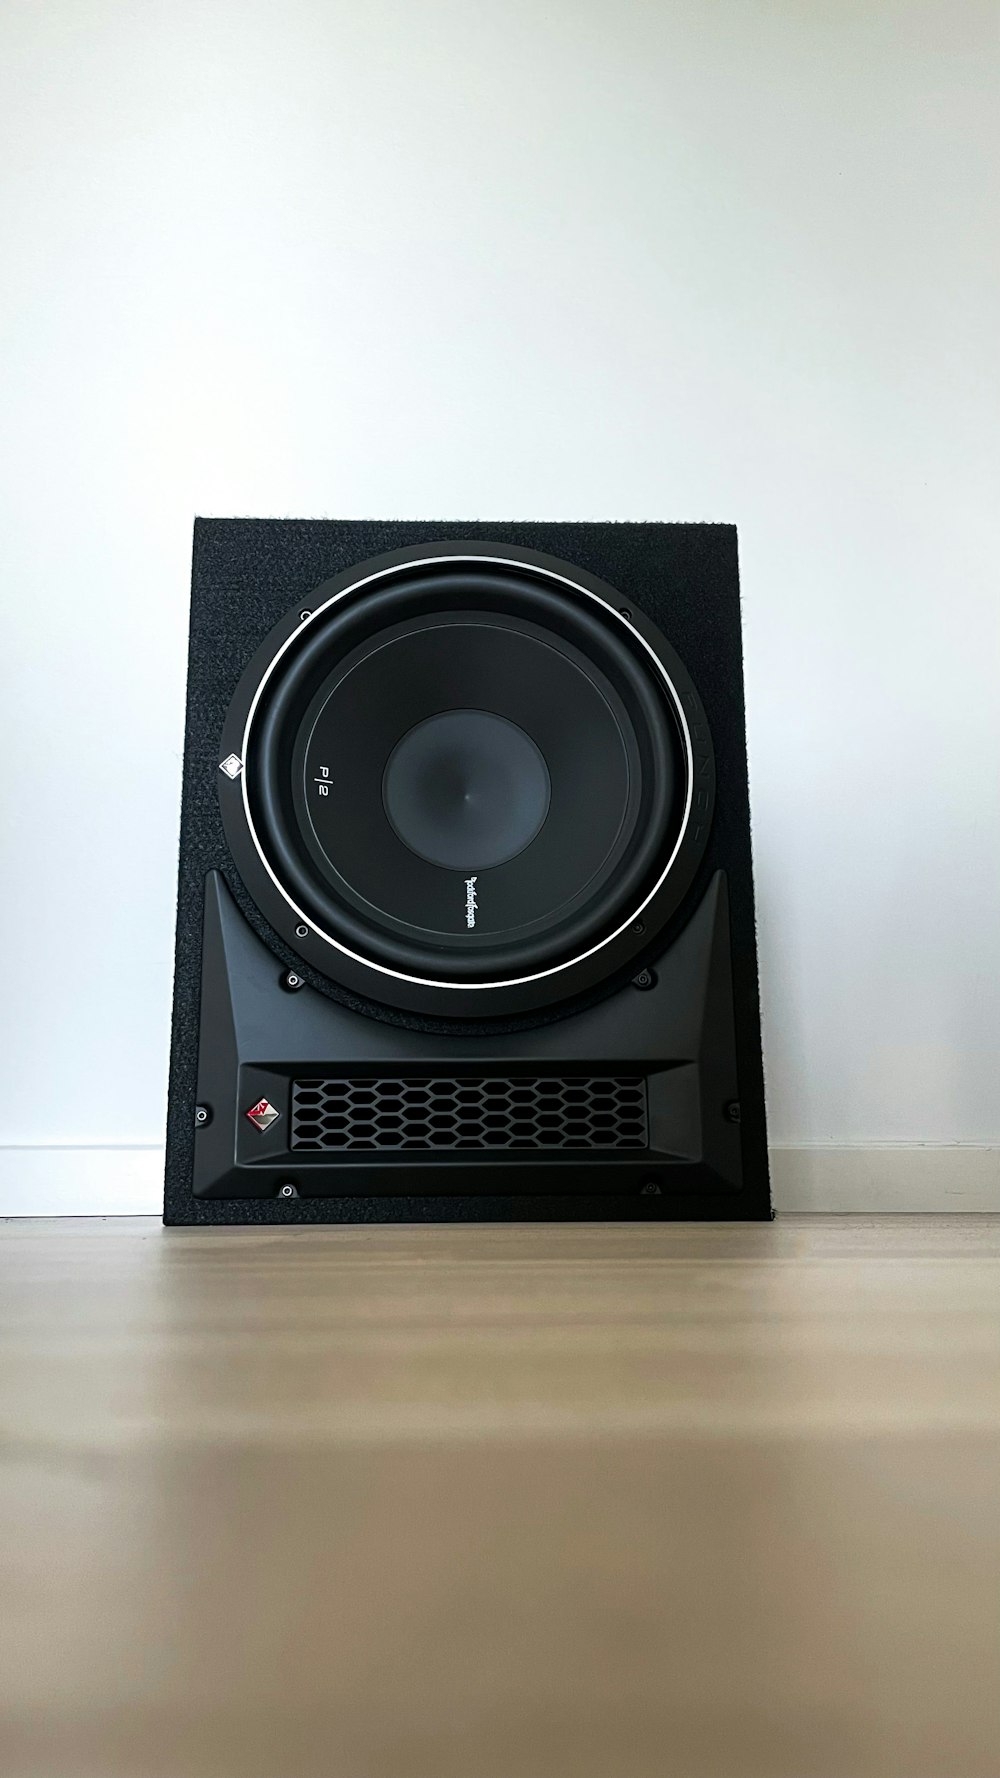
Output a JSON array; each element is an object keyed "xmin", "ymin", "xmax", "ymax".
[{"xmin": 290, "ymin": 1076, "xmax": 648, "ymax": 1152}]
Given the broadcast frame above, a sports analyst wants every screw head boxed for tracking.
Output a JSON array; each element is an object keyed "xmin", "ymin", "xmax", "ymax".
[
  {"xmin": 632, "ymin": 968, "xmax": 655, "ymax": 991},
  {"xmin": 299, "ymin": 609, "xmax": 311, "ymax": 622},
  {"xmin": 283, "ymin": 970, "xmax": 304, "ymax": 992},
  {"xmin": 632, "ymin": 920, "xmax": 645, "ymax": 935},
  {"xmin": 194, "ymin": 1105, "xmax": 210, "ymax": 1128},
  {"xmin": 725, "ymin": 1101, "xmax": 742, "ymax": 1124},
  {"xmin": 295, "ymin": 924, "xmax": 309, "ymax": 939},
  {"xmin": 619, "ymin": 606, "xmax": 633, "ymax": 620},
  {"xmin": 640, "ymin": 1181, "xmax": 662, "ymax": 1196},
  {"xmin": 278, "ymin": 1182, "xmax": 298, "ymax": 1199}
]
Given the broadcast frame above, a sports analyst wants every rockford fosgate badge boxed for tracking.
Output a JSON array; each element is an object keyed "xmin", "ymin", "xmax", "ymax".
[
  {"xmin": 246, "ymin": 1098, "xmax": 280, "ymax": 1131},
  {"xmin": 465, "ymin": 876, "xmax": 478, "ymax": 929}
]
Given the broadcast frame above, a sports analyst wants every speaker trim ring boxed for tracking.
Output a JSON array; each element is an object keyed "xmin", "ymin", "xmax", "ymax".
[{"xmin": 219, "ymin": 543, "xmax": 715, "ymax": 1015}]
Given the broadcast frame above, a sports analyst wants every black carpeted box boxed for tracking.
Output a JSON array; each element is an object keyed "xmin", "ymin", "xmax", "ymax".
[{"xmin": 165, "ymin": 519, "xmax": 769, "ymax": 1224}]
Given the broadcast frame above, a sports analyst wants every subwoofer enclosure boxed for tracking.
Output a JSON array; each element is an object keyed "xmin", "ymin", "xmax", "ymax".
[{"xmin": 165, "ymin": 519, "xmax": 770, "ymax": 1223}]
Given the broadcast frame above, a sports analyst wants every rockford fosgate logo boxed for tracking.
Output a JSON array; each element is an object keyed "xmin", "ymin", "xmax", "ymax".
[{"xmin": 464, "ymin": 876, "xmax": 478, "ymax": 928}]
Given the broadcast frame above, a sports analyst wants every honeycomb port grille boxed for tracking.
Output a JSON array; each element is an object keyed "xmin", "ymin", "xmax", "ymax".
[{"xmin": 290, "ymin": 1076, "xmax": 648, "ymax": 1152}]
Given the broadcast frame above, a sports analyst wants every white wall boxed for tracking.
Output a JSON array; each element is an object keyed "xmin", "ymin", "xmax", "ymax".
[{"xmin": 1, "ymin": 1, "xmax": 998, "ymax": 1211}]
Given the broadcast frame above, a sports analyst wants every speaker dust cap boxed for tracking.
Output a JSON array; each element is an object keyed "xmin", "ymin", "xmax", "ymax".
[{"xmin": 217, "ymin": 543, "xmax": 714, "ymax": 1018}]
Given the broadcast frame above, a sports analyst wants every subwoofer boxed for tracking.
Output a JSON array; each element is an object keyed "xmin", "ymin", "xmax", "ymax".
[{"xmin": 165, "ymin": 520, "xmax": 769, "ymax": 1223}]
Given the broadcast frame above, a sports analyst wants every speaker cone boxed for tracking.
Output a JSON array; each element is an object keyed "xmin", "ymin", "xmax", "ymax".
[
  {"xmin": 382, "ymin": 708, "xmax": 552, "ymax": 872},
  {"xmin": 220, "ymin": 545, "xmax": 713, "ymax": 1015}
]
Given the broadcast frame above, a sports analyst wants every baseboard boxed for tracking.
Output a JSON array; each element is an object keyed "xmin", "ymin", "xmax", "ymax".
[
  {"xmin": 0, "ymin": 1143, "xmax": 997, "ymax": 1217},
  {"xmin": 0, "ymin": 1147, "xmax": 165, "ymax": 1217},
  {"xmin": 768, "ymin": 1145, "xmax": 999, "ymax": 1212}
]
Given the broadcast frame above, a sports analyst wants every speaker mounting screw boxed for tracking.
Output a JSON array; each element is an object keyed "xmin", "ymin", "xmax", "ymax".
[
  {"xmin": 632, "ymin": 968, "xmax": 656, "ymax": 990},
  {"xmin": 194, "ymin": 1104, "xmax": 211, "ymax": 1128},
  {"xmin": 632, "ymin": 920, "xmax": 645, "ymax": 935},
  {"xmin": 295, "ymin": 924, "xmax": 309, "ymax": 938},
  {"xmin": 619, "ymin": 606, "xmax": 633, "ymax": 620},
  {"xmin": 725, "ymin": 1101, "xmax": 742, "ymax": 1124},
  {"xmin": 299, "ymin": 610, "xmax": 311, "ymax": 622},
  {"xmin": 282, "ymin": 970, "xmax": 304, "ymax": 992},
  {"xmin": 278, "ymin": 1182, "xmax": 299, "ymax": 1199},
  {"xmin": 640, "ymin": 1181, "xmax": 662, "ymax": 1195}
]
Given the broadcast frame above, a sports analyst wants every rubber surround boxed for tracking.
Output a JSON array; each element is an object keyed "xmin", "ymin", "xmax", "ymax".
[{"xmin": 217, "ymin": 544, "xmax": 716, "ymax": 1020}]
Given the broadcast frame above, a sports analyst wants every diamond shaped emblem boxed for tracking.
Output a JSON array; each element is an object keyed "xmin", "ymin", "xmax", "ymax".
[
  {"xmin": 246, "ymin": 1098, "xmax": 280, "ymax": 1131},
  {"xmin": 219, "ymin": 753, "xmax": 243, "ymax": 780}
]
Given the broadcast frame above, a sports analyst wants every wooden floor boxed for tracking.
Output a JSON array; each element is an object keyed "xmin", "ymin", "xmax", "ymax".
[{"xmin": 1, "ymin": 1217, "xmax": 998, "ymax": 1778}]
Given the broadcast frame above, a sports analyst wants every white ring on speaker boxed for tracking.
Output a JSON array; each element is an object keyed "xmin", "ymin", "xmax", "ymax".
[{"xmin": 238, "ymin": 554, "xmax": 696, "ymax": 991}]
